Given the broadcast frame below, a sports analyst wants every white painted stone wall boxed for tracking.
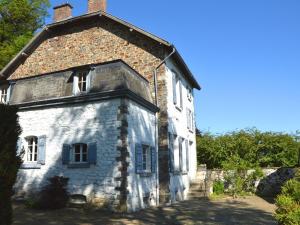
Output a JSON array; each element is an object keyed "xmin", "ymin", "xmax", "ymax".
[
  {"xmin": 127, "ymin": 100, "xmax": 157, "ymax": 212},
  {"xmin": 15, "ymin": 99, "xmax": 122, "ymax": 203},
  {"xmin": 165, "ymin": 58, "xmax": 198, "ymax": 202}
]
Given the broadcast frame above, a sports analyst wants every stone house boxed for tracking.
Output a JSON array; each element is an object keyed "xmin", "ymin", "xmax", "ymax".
[{"xmin": 0, "ymin": 0, "xmax": 201, "ymax": 212}]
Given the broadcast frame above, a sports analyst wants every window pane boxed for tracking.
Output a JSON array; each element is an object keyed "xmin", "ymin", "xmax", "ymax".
[
  {"xmin": 82, "ymin": 144, "xmax": 87, "ymax": 153},
  {"xmin": 75, "ymin": 145, "xmax": 81, "ymax": 154},
  {"xmin": 78, "ymin": 72, "xmax": 87, "ymax": 92},
  {"xmin": 82, "ymin": 153, "xmax": 87, "ymax": 162},
  {"xmin": 75, "ymin": 153, "xmax": 81, "ymax": 162}
]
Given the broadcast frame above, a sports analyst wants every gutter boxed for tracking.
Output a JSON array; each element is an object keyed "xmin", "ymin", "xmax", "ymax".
[{"xmin": 153, "ymin": 47, "xmax": 176, "ymax": 206}]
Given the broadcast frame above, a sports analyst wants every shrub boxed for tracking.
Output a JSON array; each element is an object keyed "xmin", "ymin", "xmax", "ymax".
[
  {"xmin": 0, "ymin": 104, "xmax": 22, "ymax": 225},
  {"xmin": 35, "ymin": 176, "xmax": 69, "ymax": 210},
  {"xmin": 275, "ymin": 170, "xmax": 300, "ymax": 225},
  {"xmin": 223, "ymin": 157, "xmax": 264, "ymax": 197},
  {"xmin": 213, "ymin": 180, "xmax": 225, "ymax": 195}
]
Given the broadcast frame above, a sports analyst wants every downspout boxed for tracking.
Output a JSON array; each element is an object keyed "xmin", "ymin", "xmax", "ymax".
[{"xmin": 153, "ymin": 47, "xmax": 176, "ymax": 206}]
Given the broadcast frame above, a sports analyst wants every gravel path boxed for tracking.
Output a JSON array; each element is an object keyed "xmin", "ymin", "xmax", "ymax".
[{"xmin": 13, "ymin": 196, "xmax": 276, "ymax": 225}]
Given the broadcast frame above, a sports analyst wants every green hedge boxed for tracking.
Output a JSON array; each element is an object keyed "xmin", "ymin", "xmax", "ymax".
[
  {"xmin": 0, "ymin": 104, "xmax": 22, "ymax": 225},
  {"xmin": 275, "ymin": 169, "xmax": 300, "ymax": 225},
  {"xmin": 197, "ymin": 128, "xmax": 300, "ymax": 169}
]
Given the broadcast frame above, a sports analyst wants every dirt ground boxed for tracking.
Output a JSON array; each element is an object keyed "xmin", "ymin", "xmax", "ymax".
[{"xmin": 13, "ymin": 196, "xmax": 277, "ymax": 225}]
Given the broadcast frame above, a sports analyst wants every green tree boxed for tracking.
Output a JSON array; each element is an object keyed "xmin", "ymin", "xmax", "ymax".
[
  {"xmin": 0, "ymin": 0, "xmax": 50, "ymax": 71},
  {"xmin": 197, "ymin": 128, "xmax": 299, "ymax": 169},
  {"xmin": 0, "ymin": 104, "xmax": 22, "ymax": 225}
]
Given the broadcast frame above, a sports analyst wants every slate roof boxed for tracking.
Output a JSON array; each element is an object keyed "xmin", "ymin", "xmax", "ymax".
[{"xmin": 10, "ymin": 60, "xmax": 158, "ymax": 112}]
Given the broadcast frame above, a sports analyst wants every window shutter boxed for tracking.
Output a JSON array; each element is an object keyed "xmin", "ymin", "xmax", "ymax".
[
  {"xmin": 185, "ymin": 139, "xmax": 189, "ymax": 172},
  {"xmin": 172, "ymin": 73, "xmax": 177, "ymax": 105},
  {"xmin": 151, "ymin": 146, "xmax": 156, "ymax": 173},
  {"xmin": 179, "ymin": 138, "xmax": 183, "ymax": 172},
  {"xmin": 135, "ymin": 143, "xmax": 143, "ymax": 174},
  {"xmin": 72, "ymin": 75, "xmax": 79, "ymax": 95},
  {"xmin": 6, "ymin": 85, "xmax": 12, "ymax": 103},
  {"xmin": 88, "ymin": 142, "xmax": 97, "ymax": 165},
  {"xmin": 179, "ymin": 80, "xmax": 183, "ymax": 108},
  {"xmin": 186, "ymin": 108, "xmax": 190, "ymax": 129},
  {"xmin": 62, "ymin": 144, "xmax": 71, "ymax": 165},
  {"xmin": 86, "ymin": 71, "xmax": 92, "ymax": 92},
  {"xmin": 16, "ymin": 138, "xmax": 24, "ymax": 156},
  {"xmin": 169, "ymin": 133, "xmax": 174, "ymax": 173},
  {"xmin": 37, "ymin": 135, "xmax": 46, "ymax": 165}
]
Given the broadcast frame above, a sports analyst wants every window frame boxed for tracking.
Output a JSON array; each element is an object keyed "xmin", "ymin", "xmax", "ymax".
[
  {"xmin": 73, "ymin": 70, "xmax": 91, "ymax": 95},
  {"xmin": 141, "ymin": 144, "xmax": 152, "ymax": 173},
  {"xmin": 0, "ymin": 85, "xmax": 9, "ymax": 104},
  {"xmin": 187, "ymin": 86, "xmax": 193, "ymax": 101},
  {"xmin": 25, "ymin": 136, "xmax": 38, "ymax": 163},
  {"xmin": 186, "ymin": 108, "xmax": 194, "ymax": 133},
  {"xmin": 172, "ymin": 71, "xmax": 183, "ymax": 111},
  {"xmin": 71, "ymin": 143, "xmax": 88, "ymax": 164}
]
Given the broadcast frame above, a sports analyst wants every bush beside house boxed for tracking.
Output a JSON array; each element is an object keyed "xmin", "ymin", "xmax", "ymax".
[
  {"xmin": 275, "ymin": 169, "xmax": 300, "ymax": 225},
  {"xmin": 0, "ymin": 104, "xmax": 22, "ymax": 225}
]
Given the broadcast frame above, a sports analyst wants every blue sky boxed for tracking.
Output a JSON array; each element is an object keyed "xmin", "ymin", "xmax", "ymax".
[{"xmin": 47, "ymin": 0, "xmax": 300, "ymax": 134}]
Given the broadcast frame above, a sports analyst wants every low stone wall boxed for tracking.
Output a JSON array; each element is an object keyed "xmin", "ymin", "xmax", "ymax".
[{"xmin": 196, "ymin": 165, "xmax": 296, "ymax": 196}]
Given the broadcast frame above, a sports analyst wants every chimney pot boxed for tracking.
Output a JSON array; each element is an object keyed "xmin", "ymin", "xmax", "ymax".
[
  {"xmin": 53, "ymin": 3, "xmax": 73, "ymax": 22},
  {"xmin": 88, "ymin": 0, "xmax": 106, "ymax": 13}
]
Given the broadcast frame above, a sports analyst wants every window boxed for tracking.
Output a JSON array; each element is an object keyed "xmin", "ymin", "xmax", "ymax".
[
  {"xmin": 26, "ymin": 137, "xmax": 38, "ymax": 162},
  {"xmin": 62, "ymin": 142, "xmax": 97, "ymax": 167},
  {"xmin": 0, "ymin": 86, "xmax": 8, "ymax": 104},
  {"xmin": 172, "ymin": 71, "xmax": 183, "ymax": 109},
  {"xmin": 135, "ymin": 143, "xmax": 155, "ymax": 174},
  {"xmin": 170, "ymin": 135, "xmax": 188, "ymax": 173},
  {"xmin": 78, "ymin": 72, "xmax": 87, "ymax": 92},
  {"xmin": 18, "ymin": 136, "xmax": 46, "ymax": 169},
  {"xmin": 187, "ymin": 87, "xmax": 192, "ymax": 101},
  {"xmin": 73, "ymin": 70, "xmax": 90, "ymax": 95},
  {"xmin": 72, "ymin": 143, "xmax": 88, "ymax": 163},
  {"xmin": 186, "ymin": 108, "xmax": 194, "ymax": 132},
  {"xmin": 142, "ymin": 145, "xmax": 152, "ymax": 172}
]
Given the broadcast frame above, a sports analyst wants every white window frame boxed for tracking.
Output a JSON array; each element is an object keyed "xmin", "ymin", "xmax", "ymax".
[
  {"xmin": 71, "ymin": 143, "xmax": 88, "ymax": 163},
  {"xmin": 172, "ymin": 71, "xmax": 183, "ymax": 110},
  {"xmin": 25, "ymin": 136, "xmax": 38, "ymax": 162},
  {"xmin": 187, "ymin": 108, "xmax": 194, "ymax": 132},
  {"xmin": 0, "ymin": 85, "xmax": 9, "ymax": 104},
  {"xmin": 142, "ymin": 144, "xmax": 152, "ymax": 173},
  {"xmin": 73, "ymin": 70, "xmax": 91, "ymax": 95},
  {"xmin": 173, "ymin": 135, "xmax": 180, "ymax": 172},
  {"xmin": 187, "ymin": 86, "xmax": 193, "ymax": 101}
]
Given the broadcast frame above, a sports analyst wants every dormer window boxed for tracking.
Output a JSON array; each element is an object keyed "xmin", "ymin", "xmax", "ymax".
[
  {"xmin": 78, "ymin": 72, "xmax": 87, "ymax": 92},
  {"xmin": 0, "ymin": 85, "xmax": 9, "ymax": 104},
  {"xmin": 73, "ymin": 70, "xmax": 90, "ymax": 95}
]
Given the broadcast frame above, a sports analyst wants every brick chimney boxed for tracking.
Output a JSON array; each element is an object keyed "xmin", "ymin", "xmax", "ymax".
[
  {"xmin": 53, "ymin": 3, "xmax": 73, "ymax": 22},
  {"xmin": 88, "ymin": 0, "xmax": 106, "ymax": 13}
]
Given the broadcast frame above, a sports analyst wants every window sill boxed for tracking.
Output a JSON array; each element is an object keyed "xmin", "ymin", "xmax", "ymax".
[
  {"xmin": 139, "ymin": 172, "xmax": 153, "ymax": 177},
  {"xmin": 20, "ymin": 163, "xmax": 41, "ymax": 169},
  {"xmin": 172, "ymin": 171, "xmax": 188, "ymax": 175},
  {"xmin": 67, "ymin": 163, "xmax": 90, "ymax": 169}
]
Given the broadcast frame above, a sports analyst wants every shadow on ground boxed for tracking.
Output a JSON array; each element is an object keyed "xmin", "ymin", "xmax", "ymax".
[{"xmin": 13, "ymin": 196, "xmax": 276, "ymax": 225}]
